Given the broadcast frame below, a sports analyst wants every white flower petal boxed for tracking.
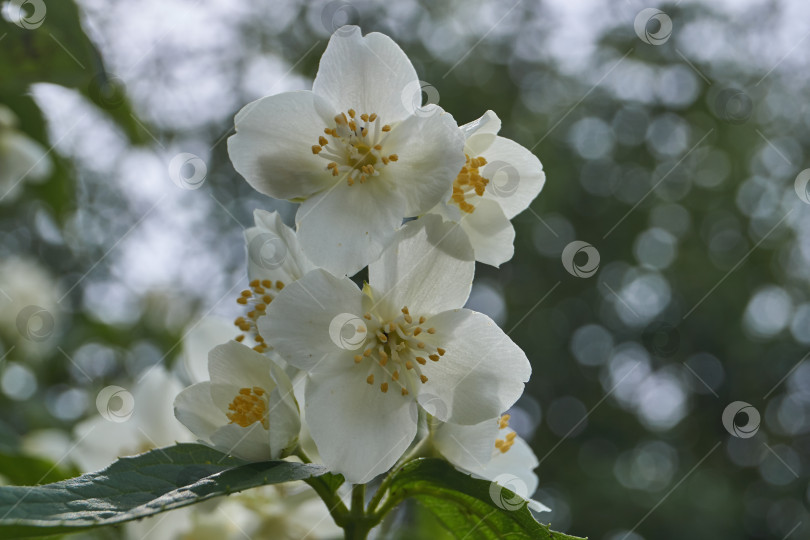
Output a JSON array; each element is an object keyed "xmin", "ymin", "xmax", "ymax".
[
  {"xmin": 208, "ymin": 341, "xmax": 276, "ymax": 410},
  {"xmin": 477, "ymin": 431, "xmax": 539, "ymax": 497},
  {"xmin": 134, "ymin": 368, "xmax": 193, "ymax": 446},
  {"xmin": 261, "ymin": 269, "xmax": 364, "ymax": 372},
  {"xmin": 267, "ymin": 360, "xmax": 301, "ymax": 458},
  {"xmin": 174, "ymin": 382, "xmax": 226, "ymax": 443},
  {"xmin": 383, "ymin": 111, "xmax": 465, "ymax": 216},
  {"xmin": 418, "ymin": 309, "xmax": 530, "ymax": 424},
  {"xmin": 246, "ymin": 210, "xmax": 317, "ymax": 284},
  {"xmin": 312, "ymin": 26, "xmax": 419, "ymax": 123},
  {"xmin": 460, "ymin": 110, "xmax": 502, "ymax": 139},
  {"xmin": 210, "ymin": 423, "xmax": 273, "ymax": 462},
  {"xmin": 432, "ymin": 418, "xmax": 499, "ymax": 474},
  {"xmin": 369, "ymin": 214, "xmax": 474, "ymax": 316},
  {"xmin": 181, "ymin": 317, "xmax": 236, "ymax": 385},
  {"xmin": 296, "ymin": 181, "xmax": 406, "ymax": 276},
  {"xmin": 227, "ymin": 91, "xmax": 335, "ymax": 200},
  {"xmin": 305, "ymin": 369, "xmax": 416, "ymax": 483},
  {"xmin": 481, "ymin": 136, "xmax": 545, "ymax": 220},
  {"xmin": 459, "ymin": 198, "xmax": 515, "ymax": 267}
]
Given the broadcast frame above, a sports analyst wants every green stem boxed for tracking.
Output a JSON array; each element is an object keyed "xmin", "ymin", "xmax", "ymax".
[
  {"xmin": 294, "ymin": 447, "xmax": 350, "ymax": 527},
  {"xmin": 342, "ymin": 484, "xmax": 372, "ymax": 539}
]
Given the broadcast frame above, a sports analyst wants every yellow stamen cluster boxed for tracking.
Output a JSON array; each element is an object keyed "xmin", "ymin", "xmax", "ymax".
[
  {"xmin": 235, "ymin": 279, "xmax": 285, "ymax": 353},
  {"xmin": 451, "ymin": 154, "xmax": 489, "ymax": 213},
  {"xmin": 226, "ymin": 386, "xmax": 269, "ymax": 429},
  {"xmin": 312, "ymin": 109, "xmax": 398, "ymax": 186},
  {"xmin": 353, "ymin": 306, "xmax": 446, "ymax": 397},
  {"xmin": 494, "ymin": 414, "xmax": 517, "ymax": 453}
]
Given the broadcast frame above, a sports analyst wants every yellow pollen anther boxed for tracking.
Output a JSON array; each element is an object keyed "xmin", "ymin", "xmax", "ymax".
[
  {"xmin": 401, "ymin": 307, "xmax": 409, "ymax": 314},
  {"xmin": 226, "ymin": 387, "xmax": 268, "ymax": 429},
  {"xmin": 429, "ymin": 354, "xmax": 440, "ymax": 361},
  {"xmin": 360, "ymin": 113, "xmax": 369, "ymax": 121},
  {"xmin": 363, "ymin": 349, "xmax": 372, "ymax": 357},
  {"xmin": 499, "ymin": 414, "xmax": 511, "ymax": 429},
  {"xmin": 381, "ymin": 382, "xmax": 389, "ymax": 393},
  {"xmin": 241, "ymin": 290, "xmax": 252, "ymax": 297},
  {"xmin": 319, "ymin": 136, "xmax": 328, "ymax": 146},
  {"xmin": 437, "ymin": 347, "xmax": 446, "ymax": 356},
  {"xmin": 377, "ymin": 332, "xmax": 388, "ymax": 343},
  {"xmin": 249, "ymin": 280, "xmax": 260, "ymax": 287},
  {"xmin": 237, "ymin": 297, "xmax": 248, "ymax": 305},
  {"xmin": 255, "ymin": 304, "xmax": 266, "ymax": 312},
  {"xmin": 366, "ymin": 374, "xmax": 374, "ymax": 384},
  {"xmin": 419, "ymin": 316, "xmax": 426, "ymax": 324},
  {"xmin": 382, "ymin": 124, "xmax": 391, "ymax": 132},
  {"xmin": 348, "ymin": 109, "xmax": 356, "ymax": 118},
  {"xmin": 405, "ymin": 360, "xmax": 413, "ymax": 370},
  {"xmin": 369, "ymin": 113, "xmax": 377, "ymax": 122},
  {"xmin": 416, "ymin": 356, "xmax": 426, "ymax": 365},
  {"xmin": 235, "ymin": 334, "xmax": 245, "ymax": 342},
  {"xmin": 506, "ymin": 432, "xmax": 517, "ymax": 441},
  {"xmin": 354, "ymin": 355, "xmax": 363, "ymax": 363},
  {"xmin": 392, "ymin": 371, "xmax": 399, "ymax": 381},
  {"xmin": 276, "ymin": 281, "xmax": 285, "ymax": 289},
  {"xmin": 364, "ymin": 313, "xmax": 372, "ymax": 320},
  {"xmin": 420, "ymin": 374, "xmax": 428, "ymax": 384},
  {"xmin": 311, "ymin": 145, "xmax": 322, "ymax": 154},
  {"xmin": 388, "ymin": 154, "xmax": 398, "ymax": 161},
  {"xmin": 401, "ymin": 388, "xmax": 409, "ymax": 396},
  {"xmin": 427, "ymin": 328, "xmax": 436, "ymax": 334},
  {"xmin": 413, "ymin": 327, "xmax": 422, "ymax": 336},
  {"xmin": 417, "ymin": 342, "xmax": 425, "ymax": 349},
  {"xmin": 261, "ymin": 279, "xmax": 272, "ymax": 288}
]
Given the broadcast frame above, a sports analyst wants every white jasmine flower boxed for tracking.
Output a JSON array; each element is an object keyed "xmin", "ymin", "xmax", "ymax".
[
  {"xmin": 0, "ymin": 105, "xmax": 52, "ymax": 204},
  {"xmin": 228, "ymin": 26, "xmax": 465, "ymax": 276},
  {"xmin": 428, "ymin": 110, "xmax": 545, "ymax": 267},
  {"xmin": 262, "ymin": 215, "xmax": 531, "ymax": 483},
  {"xmin": 233, "ymin": 209, "xmax": 318, "ymax": 356},
  {"xmin": 433, "ymin": 414, "xmax": 550, "ymax": 513},
  {"xmin": 72, "ymin": 367, "xmax": 195, "ymax": 473},
  {"xmin": 174, "ymin": 340, "xmax": 301, "ymax": 461}
]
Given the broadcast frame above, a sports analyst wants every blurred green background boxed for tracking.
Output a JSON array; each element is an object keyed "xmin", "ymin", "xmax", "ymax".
[{"xmin": 1, "ymin": 0, "xmax": 809, "ymax": 539}]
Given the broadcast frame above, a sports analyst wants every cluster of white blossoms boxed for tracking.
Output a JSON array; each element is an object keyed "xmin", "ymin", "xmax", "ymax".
[{"xmin": 174, "ymin": 25, "xmax": 547, "ymax": 509}]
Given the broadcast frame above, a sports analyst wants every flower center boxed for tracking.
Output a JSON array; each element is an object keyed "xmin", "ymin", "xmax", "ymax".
[
  {"xmin": 352, "ymin": 306, "xmax": 446, "ymax": 397},
  {"xmin": 235, "ymin": 279, "xmax": 286, "ymax": 353},
  {"xmin": 226, "ymin": 386, "xmax": 269, "ymax": 429},
  {"xmin": 494, "ymin": 414, "xmax": 516, "ymax": 454},
  {"xmin": 450, "ymin": 154, "xmax": 489, "ymax": 213},
  {"xmin": 311, "ymin": 109, "xmax": 398, "ymax": 186}
]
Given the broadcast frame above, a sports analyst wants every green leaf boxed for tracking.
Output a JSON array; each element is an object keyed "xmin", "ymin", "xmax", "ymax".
[
  {"xmin": 0, "ymin": 443, "xmax": 327, "ymax": 538},
  {"xmin": 382, "ymin": 458, "xmax": 587, "ymax": 540},
  {"xmin": 0, "ymin": 451, "xmax": 79, "ymax": 486},
  {"xmin": 0, "ymin": 0, "xmax": 148, "ymax": 144}
]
